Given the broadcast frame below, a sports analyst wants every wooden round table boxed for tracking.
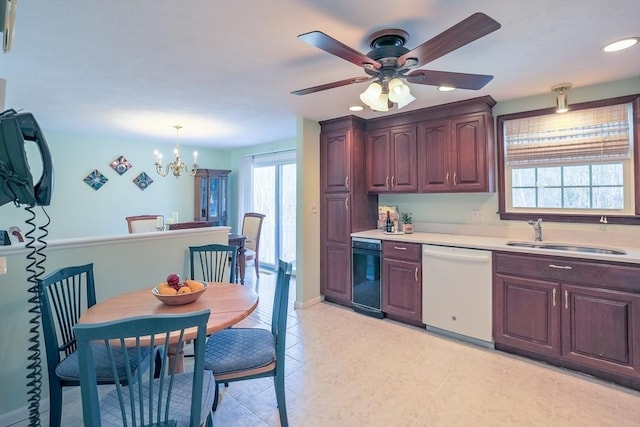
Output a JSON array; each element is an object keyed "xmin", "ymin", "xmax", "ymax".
[{"xmin": 79, "ymin": 282, "xmax": 258, "ymax": 372}]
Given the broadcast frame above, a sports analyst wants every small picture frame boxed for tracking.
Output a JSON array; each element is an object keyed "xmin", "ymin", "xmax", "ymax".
[
  {"xmin": 110, "ymin": 155, "xmax": 132, "ymax": 175},
  {"xmin": 83, "ymin": 169, "xmax": 108, "ymax": 190},
  {"xmin": 133, "ymin": 172, "xmax": 153, "ymax": 191}
]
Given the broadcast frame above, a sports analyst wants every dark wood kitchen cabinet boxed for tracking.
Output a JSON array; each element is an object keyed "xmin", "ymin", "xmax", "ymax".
[
  {"xmin": 320, "ymin": 117, "xmax": 378, "ymax": 307},
  {"xmin": 418, "ymin": 112, "xmax": 493, "ymax": 193},
  {"xmin": 382, "ymin": 241, "xmax": 422, "ymax": 324},
  {"xmin": 194, "ymin": 169, "xmax": 230, "ymax": 224},
  {"xmin": 494, "ymin": 252, "xmax": 640, "ymax": 390},
  {"xmin": 366, "ymin": 126, "xmax": 418, "ymax": 193}
]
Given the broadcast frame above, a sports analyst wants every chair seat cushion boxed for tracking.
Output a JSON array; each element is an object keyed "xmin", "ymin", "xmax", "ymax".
[
  {"xmin": 204, "ymin": 328, "xmax": 275, "ymax": 375},
  {"xmin": 56, "ymin": 342, "xmax": 152, "ymax": 382},
  {"xmin": 99, "ymin": 370, "xmax": 215, "ymax": 426}
]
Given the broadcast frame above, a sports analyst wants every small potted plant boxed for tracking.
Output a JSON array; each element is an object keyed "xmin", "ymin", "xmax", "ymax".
[{"xmin": 401, "ymin": 212, "xmax": 413, "ymax": 234}]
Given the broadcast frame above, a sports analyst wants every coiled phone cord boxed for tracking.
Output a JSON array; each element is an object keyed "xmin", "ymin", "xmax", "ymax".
[{"xmin": 23, "ymin": 206, "xmax": 50, "ymax": 427}]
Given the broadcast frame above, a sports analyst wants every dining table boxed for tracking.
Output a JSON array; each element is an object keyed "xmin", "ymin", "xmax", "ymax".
[{"xmin": 78, "ymin": 282, "xmax": 259, "ymax": 373}]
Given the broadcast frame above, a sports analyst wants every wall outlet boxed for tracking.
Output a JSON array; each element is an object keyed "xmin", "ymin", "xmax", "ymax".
[
  {"xmin": 471, "ymin": 210, "xmax": 483, "ymax": 223},
  {"xmin": 310, "ymin": 203, "xmax": 318, "ymax": 214}
]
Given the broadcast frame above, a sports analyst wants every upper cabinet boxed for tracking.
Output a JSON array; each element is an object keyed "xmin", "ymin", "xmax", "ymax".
[
  {"xmin": 418, "ymin": 112, "xmax": 494, "ymax": 192},
  {"xmin": 365, "ymin": 96, "xmax": 496, "ymax": 194},
  {"xmin": 366, "ymin": 126, "xmax": 418, "ymax": 193},
  {"xmin": 194, "ymin": 169, "xmax": 230, "ymax": 224}
]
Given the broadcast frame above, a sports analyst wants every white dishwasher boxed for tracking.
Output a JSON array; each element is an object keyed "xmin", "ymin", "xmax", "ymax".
[{"xmin": 422, "ymin": 245, "xmax": 493, "ymax": 347}]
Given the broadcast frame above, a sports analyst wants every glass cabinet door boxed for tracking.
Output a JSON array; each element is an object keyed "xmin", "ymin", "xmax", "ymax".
[{"xmin": 194, "ymin": 169, "xmax": 230, "ymax": 224}]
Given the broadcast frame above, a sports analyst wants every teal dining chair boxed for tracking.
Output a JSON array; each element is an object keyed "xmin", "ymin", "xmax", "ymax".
[
  {"xmin": 203, "ymin": 260, "xmax": 293, "ymax": 426},
  {"xmin": 38, "ymin": 263, "xmax": 154, "ymax": 427},
  {"xmin": 74, "ymin": 310, "xmax": 215, "ymax": 427},
  {"xmin": 189, "ymin": 243, "xmax": 237, "ymax": 283}
]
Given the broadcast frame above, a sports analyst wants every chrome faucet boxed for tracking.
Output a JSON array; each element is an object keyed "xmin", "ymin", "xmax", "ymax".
[{"xmin": 528, "ymin": 218, "xmax": 543, "ymax": 242}]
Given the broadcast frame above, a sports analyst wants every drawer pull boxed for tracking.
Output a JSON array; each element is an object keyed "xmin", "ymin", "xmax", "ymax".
[
  {"xmin": 548, "ymin": 264, "xmax": 572, "ymax": 270},
  {"xmin": 552, "ymin": 288, "xmax": 556, "ymax": 307},
  {"xmin": 564, "ymin": 290, "xmax": 568, "ymax": 309},
  {"xmin": 394, "ymin": 246, "xmax": 407, "ymax": 250}
]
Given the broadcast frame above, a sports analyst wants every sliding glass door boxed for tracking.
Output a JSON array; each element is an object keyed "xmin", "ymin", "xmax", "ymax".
[{"xmin": 251, "ymin": 152, "xmax": 296, "ymax": 271}]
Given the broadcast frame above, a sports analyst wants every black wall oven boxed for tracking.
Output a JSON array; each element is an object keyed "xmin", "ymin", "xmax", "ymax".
[{"xmin": 351, "ymin": 238, "xmax": 383, "ymax": 318}]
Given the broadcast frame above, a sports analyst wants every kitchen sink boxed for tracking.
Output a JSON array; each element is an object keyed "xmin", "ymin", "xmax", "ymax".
[{"xmin": 505, "ymin": 241, "xmax": 627, "ymax": 255}]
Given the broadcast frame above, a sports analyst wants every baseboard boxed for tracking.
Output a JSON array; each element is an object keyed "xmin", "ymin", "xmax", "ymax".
[
  {"xmin": 0, "ymin": 387, "xmax": 81, "ymax": 427},
  {"xmin": 294, "ymin": 295, "xmax": 324, "ymax": 310}
]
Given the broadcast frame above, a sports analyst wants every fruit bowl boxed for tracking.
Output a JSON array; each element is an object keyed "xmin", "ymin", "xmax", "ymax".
[{"xmin": 152, "ymin": 282, "xmax": 208, "ymax": 306}]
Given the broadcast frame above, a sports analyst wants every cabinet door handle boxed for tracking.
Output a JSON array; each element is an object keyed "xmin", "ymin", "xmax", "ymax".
[
  {"xmin": 415, "ymin": 267, "xmax": 419, "ymax": 281},
  {"xmin": 453, "ymin": 172, "xmax": 457, "ymax": 186},
  {"xmin": 345, "ymin": 197, "xmax": 349, "ymax": 210},
  {"xmin": 345, "ymin": 176, "xmax": 349, "ymax": 190},
  {"xmin": 548, "ymin": 264, "xmax": 572, "ymax": 270},
  {"xmin": 552, "ymin": 288, "xmax": 556, "ymax": 307},
  {"xmin": 391, "ymin": 176, "xmax": 395, "ymax": 187},
  {"xmin": 393, "ymin": 246, "xmax": 407, "ymax": 250},
  {"xmin": 385, "ymin": 176, "xmax": 389, "ymax": 187},
  {"xmin": 446, "ymin": 172, "xmax": 450, "ymax": 186},
  {"xmin": 564, "ymin": 290, "xmax": 568, "ymax": 309}
]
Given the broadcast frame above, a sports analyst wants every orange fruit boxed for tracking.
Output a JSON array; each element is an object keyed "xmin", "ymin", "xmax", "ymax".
[
  {"xmin": 185, "ymin": 279, "xmax": 205, "ymax": 292},
  {"xmin": 159, "ymin": 286, "xmax": 177, "ymax": 295},
  {"xmin": 178, "ymin": 286, "xmax": 192, "ymax": 294}
]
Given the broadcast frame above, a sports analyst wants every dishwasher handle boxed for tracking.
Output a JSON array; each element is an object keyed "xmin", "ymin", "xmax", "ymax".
[{"xmin": 423, "ymin": 248, "xmax": 491, "ymax": 263}]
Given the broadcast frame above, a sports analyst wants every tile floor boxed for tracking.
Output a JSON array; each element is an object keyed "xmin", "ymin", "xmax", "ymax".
[{"xmin": 11, "ymin": 271, "xmax": 640, "ymax": 427}]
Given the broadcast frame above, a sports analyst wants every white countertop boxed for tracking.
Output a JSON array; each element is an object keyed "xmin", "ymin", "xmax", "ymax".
[{"xmin": 351, "ymin": 229, "xmax": 640, "ymax": 264}]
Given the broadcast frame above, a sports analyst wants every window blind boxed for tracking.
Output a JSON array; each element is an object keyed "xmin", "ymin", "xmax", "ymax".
[{"xmin": 504, "ymin": 103, "xmax": 632, "ymax": 165}]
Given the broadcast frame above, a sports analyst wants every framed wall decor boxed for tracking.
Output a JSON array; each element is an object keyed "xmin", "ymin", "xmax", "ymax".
[
  {"xmin": 110, "ymin": 155, "xmax": 132, "ymax": 175},
  {"xmin": 133, "ymin": 172, "xmax": 153, "ymax": 191},
  {"xmin": 83, "ymin": 169, "xmax": 108, "ymax": 190}
]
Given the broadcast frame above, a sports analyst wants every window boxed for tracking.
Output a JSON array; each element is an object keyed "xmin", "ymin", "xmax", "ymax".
[{"xmin": 497, "ymin": 95, "xmax": 640, "ymax": 224}]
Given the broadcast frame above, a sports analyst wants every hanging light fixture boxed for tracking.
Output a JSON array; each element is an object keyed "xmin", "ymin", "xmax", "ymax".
[
  {"xmin": 552, "ymin": 84, "xmax": 571, "ymax": 114},
  {"xmin": 154, "ymin": 125, "xmax": 198, "ymax": 178},
  {"xmin": 360, "ymin": 77, "xmax": 416, "ymax": 111}
]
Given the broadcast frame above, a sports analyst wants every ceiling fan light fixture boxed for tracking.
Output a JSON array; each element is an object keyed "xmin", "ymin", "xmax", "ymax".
[
  {"xmin": 360, "ymin": 82, "xmax": 383, "ymax": 108},
  {"xmin": 371, "ymin": 93, "xmax": 389, "ymax": 112},
  {"xmin": 396, "ymin": 92, "xmax": 416, "ymax": 109},
  {"xmin": 388, "ymin": 78, "xmax": 409, "ymax": 103}
]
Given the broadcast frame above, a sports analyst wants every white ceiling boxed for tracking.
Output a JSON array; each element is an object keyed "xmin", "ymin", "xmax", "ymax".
[{"xmin": 3, "ymin": 0, "xmax": 640, "ymax": 148}]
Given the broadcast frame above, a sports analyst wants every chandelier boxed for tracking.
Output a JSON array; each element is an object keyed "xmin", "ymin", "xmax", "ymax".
[
  {"xmin": 360, "ymin": 77, "xmax": 416, "ymax": 112},
  {"xmin": 154, "ymin": 125, "xmax": 198, "ymax": 178}
]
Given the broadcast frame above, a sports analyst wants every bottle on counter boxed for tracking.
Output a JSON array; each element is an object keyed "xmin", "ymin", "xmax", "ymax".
[{"xmin": 385, "ymin": 211, "xmax": 392, "ymax": 233}]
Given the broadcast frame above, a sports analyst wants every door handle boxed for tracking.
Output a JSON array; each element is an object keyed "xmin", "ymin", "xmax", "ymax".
[
  {"xmin": 345, "ymin": 176, "xmax": 349, "ymax": 190},
  {"xmin": 453, "ymin": 172, "xmax": 457, "ymax": 186},
  {"xmin": 415, "ymin": 267, "xmax": 418, "ymax": 281},
  {"xmin": 345, "ymin": 197, "xmax": 349, "ymax": 210},
  {"xmin": 446, "ymin": 172, "xmax": 449, "ymax": 186},
  {"xmin": 385, "ymin": 176, "xmax": 389, "ymax": 187},
  {"xmin": 391, "ymin": 176, "xmax": 395, "ymax": 187},
  {"xmin": 552, "ymin": 288, "xmax": 556, "ymax": 307},
  {"xmin": 564, "ymin": 290, "xmax": 568, "ymax": 309}
]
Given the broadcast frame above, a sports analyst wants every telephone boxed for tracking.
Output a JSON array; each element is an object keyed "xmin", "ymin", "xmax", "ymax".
[{"xmin": 0, "ymin": 109, "xmax": 54, "ymax": 207}]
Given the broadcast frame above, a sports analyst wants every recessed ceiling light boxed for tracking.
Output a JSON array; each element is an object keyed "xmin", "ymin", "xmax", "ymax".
[
  {"xmin": 349, "ymin": 105, "xmax": 364, "ymax": 111},
  {"xmin": 603, "ymin": 37, "xmax": 639, "ymax": 52},
  {"xmin": 438, "ymin": 86, "xmax": 456, "ymax": 92}
]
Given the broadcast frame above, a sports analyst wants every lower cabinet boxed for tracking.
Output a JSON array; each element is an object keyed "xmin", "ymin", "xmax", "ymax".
[
  {"xmin": 382, "ymin": 241, "xmax": 422, "ymax": 324},
  {"xmin": 494, "ymin": 252, "xmax": 640, "ymax": 390}
]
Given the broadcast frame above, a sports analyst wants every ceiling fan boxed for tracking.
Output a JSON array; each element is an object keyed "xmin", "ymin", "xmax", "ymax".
[{"xmin": 291, "ymin": 12, "xmax": 501, "ymax": 111}]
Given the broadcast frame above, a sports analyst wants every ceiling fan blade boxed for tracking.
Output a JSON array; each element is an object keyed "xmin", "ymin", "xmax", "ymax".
[
  {"xmin": 291, "ymin": 76, "xmax": 373, "ymax": 95},
  {"xmin": 398, "ymin": 13, "xmax": 501, "ymax": 68},
  {"xmin": 406, "ymin": 70, "xmax": 494, "ymax": 90},
  {"xmin": 298, "ymin": 31, "xmax": 381, "ymax": 69}
]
